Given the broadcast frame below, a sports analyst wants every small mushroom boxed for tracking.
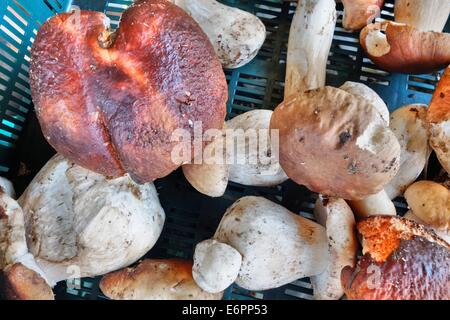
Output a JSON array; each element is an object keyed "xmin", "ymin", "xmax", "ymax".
[
  {"xmin": 404, "ymin": 181, "xmax": 449, "ymax": 231},
  {"xmin": 192, "ymin": 239, "xmax": 242, "ymax": 293}
]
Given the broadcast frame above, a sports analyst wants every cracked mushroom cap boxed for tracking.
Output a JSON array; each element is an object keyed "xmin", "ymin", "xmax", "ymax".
[
  {"xmin": 100, "ymin": 259, "xmax": 223, "ymax": 300},
  {"xmin": 341, "ymin": 216, "xmax": 449, "ymax": 300},
  {"xmin": 270, "ymin": 86, "xmax": 400, "ymax": 200}
]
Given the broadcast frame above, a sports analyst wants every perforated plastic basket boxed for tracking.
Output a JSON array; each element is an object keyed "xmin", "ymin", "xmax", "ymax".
[{"xmin": 0, "ymin": 0, "xmax": 448, "ymax": 300}]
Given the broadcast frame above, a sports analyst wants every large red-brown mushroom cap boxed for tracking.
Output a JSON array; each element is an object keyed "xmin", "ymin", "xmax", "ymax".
[{"xmin": 30, "ymin": 0, "xmax": 228, "ymax": 183}]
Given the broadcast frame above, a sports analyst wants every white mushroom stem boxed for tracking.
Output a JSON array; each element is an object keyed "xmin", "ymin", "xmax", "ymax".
[
  {"xmin": 214, "ymin": 196, "xmax": 328, "ymax": 291},
  {"xmin": 172, "ymin": 0, "xmax": 266, "ymax": 69},
  {"xmin": 347, "ymin": 189, "xmax": 396, "ymax": 219},
  {"xmin": 285, "ymin": 0, "xmax": 336, "ymax": 98},
  {"xmin": 311, "ymin": 196, "xmax": 357, "ymax": 300},
  {"xmin": 394, "ymin": 0, "xmax": 450, "ymax": 32}
]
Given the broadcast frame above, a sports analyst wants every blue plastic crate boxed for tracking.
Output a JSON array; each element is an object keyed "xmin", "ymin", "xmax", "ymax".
[{"xmin": 0, "ymin": 0, "xmax": 448, "ymax": 300}]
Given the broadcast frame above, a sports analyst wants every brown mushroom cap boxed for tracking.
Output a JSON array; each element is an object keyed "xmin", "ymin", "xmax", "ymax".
[
  {"xmin": 1, "ymin": 263, "xmax": 54, "ymax": 300},
  {"xmin": 29, "ymin": 0, "xmax": 227, "ymax": 183},
  {"xmin": 270, "ymin": 86, "xmax": 400, "ymax": 200},
  {"xmin": 100, "ymin": 259, "xmax": 222, "ymax": 300},
  {"xmin": 341, "ymin": 216, "xmax": 449, "ymax": 300},
  {"xmin": 360, "ymin": 21, "xmax": 450, "ymax": 74}
]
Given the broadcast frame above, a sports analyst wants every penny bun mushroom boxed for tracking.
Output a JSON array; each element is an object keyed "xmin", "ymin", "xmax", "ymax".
[
  {"xmin": 395, "ymin": 0, "xmax": 450, "ymax": 32},
  {"xmin": 428, "ymin": 65, "xmax": 450, "ymax": 174},
  {"xmin": 310, "ymin": 196, "xmax": 358, "ymax": 300},
  {"xmin": 360, "ymin": 21, "xmax": 450, "ymax": 74},
  {"xmin": 100, "ymin": 259, "xmax": 223, "ymax": 300},
  {"xmin": 385, "ymin": 104, "xmax": 430, "ymax": 199},
  {"xmin": 214, "ymin": 196, "xmax": 328, "ymax": 291},
  {"xmin": 341, "ymin": 216, "xmax": 449, "ymax": 300},
  {"xmin": 270, "ymin": 86, "xmax": 401, "ymax": 200},
  {"xmin": 29, "ymin": 0, "xmax": 228, "ymax": 183},
  {"xmin": 404, "ymin": 181, "xmax": 449, "ymax": 231}
]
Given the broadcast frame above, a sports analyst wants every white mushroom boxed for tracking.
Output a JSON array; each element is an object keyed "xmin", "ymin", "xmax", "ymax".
[
  {"xmin": 18, "ymin": 154, "xmax": 165, "ymax": 285},
  {"xmin": 172, "ymin": 0, "xmax": 266, "ymax": 69},
  {"xmin": 214, "ymin": 196, "xmax": 328, "ymax": 291},
  {"xmin": 311, "ymin": 196, "xmax": 357, "ymax": 300},
  {"xmin": 192, "ymin": 239, "xmax": 242, "ymax": 293},
  {"xmin": 285, "ymin": 0, "xmax": 336, "ymax": 98},
  {"xmin": 226, "ymin": 110, "xmax": 288, "ymax": 187},
  {"xmin": 395, "ymin": 0, "xmax": 450, "ymax": 32}
]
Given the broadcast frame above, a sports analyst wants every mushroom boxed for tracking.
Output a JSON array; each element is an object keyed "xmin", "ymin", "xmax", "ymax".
[
  {"xmin": 226, "ymin": 110, "xmax": 288, "ymax": 187},
  {"xmin": 403, "ymin": 210, "xmax": 450, "ymax": 243},
  {"xmin": 360, "ymin": 21, "xmax": 450, "ymax": 74},
  {"xmin": 0, "ymin": 187, "xmax": 53, "ymax": 300},
  {"xmin": 341, "ymin": 216, "xmax": 449, "ymax": 300},
  {"xmin": 428, "ymin": 65, "xmax": 450, "ymax": 174},
  {"xmin": 285, "ymin": 0, "xmax": 336, "ymax": 98},
  {"xmin": 270, "ymin": 86, "xmax": 401, "ymax": 200},
  {"xmin": 384, "ymin": 104, "xmax": 430, "ymax": 199},
  {"xmin": 1, "ymin": 263, "xmax": 54, "ymax": 300},
  {"xmin": 171, "ymin": 0, "xmax": 266, "ymax": 69},
  {"xmin": 310, "ymin": 196, "xmax": 358, "ymax": 300},
  {"xmin": 18, "ymin": 154, "xmax": 165, "ymax": 284},
  {"xmin": 100, "ymin": 259, "xmax": 222, "ymax": 300},
  {"xmin": 214, "ymin": 196, "xmax": 328, "ymax": 291},
  {"xmin": 395, "ymin": 0, "xmax": 450, "ymax": 32},
  {"xmin": 404, "ymin": 181, "xmax": 449, "ymax": 232},
  {"xmin": 192, "ymin": 239, "xmax": 242, "ymax": 293},
  {"xmin": 342, "ymin": 0, "xmax": 385, "ymax": 31}
]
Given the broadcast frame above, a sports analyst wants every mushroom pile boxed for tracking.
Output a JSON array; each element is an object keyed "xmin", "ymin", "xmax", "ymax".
[{"xmin": 1, "ymin": 0, "xmax": 449, "ymax": 302}]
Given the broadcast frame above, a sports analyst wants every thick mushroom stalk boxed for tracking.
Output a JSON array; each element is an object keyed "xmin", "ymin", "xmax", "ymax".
[
  {"xmin": 182, "ymin": 126, "xmax": 229, "ymax": 198},
  {"xmin": 342, "ymin": 0, "xmax": 385, "ymax": 31},
  {"xmin": 428, "ymin": 65, "xmax": 450, "ymax": 174},
  {"xmin": 214, "ymin": 196, "xmax": 328, "ymax": 291},
  {"xmin": 171, "ymin": 0, "xmax": 266, "ymax": 69},
  {"xmin": 360, "ymin": 22, "xmax": 450, "ymax": 74},
  {"xmin": 285, "ymin": 0, "xmax": 336, "ymax": 98},
  {"xmin": 311, "ymin": 196, "xmax": 357, "ymax": 300},
  {"xmin": 395, "ymin": 0, "xmax": 450, "ymax": 32},
  {"xmin": 347, "ymin": 190, "xmax": 396, "ymax": 219}
]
